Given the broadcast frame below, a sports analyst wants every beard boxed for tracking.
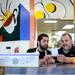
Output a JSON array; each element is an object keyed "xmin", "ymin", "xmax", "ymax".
[
  {"xmin": 63, "ymin": 44, "xmax": 70, "ymax": 51},
  {"xmin": 40, "ymin": 44, "xmax": 48, "ymax": 50}
]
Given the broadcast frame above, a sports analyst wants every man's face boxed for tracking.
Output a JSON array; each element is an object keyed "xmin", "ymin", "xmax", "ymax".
[
  {"xmin": 61, "ymin": 35, "xmax": 72, "ymax": 50},
  {"xmin": 39, "ymin": 37, "xmax": 49, "ymax": 50}
]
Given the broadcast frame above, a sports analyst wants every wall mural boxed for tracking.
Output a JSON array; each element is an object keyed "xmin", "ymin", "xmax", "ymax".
[
  {"xmin": 0, "ymin": 0, "xmax": 30, "ymax": 41},
  {"xmin": 0, "ymin": 0, "xmax": 30, "ymax": 53},
  {"xmin": 34, "ymin": 0, "xmax": 74, "ymax": 19},
  {"xmin": 69, "ymin": 0, "xmax": 74, "ymax": 5},
  {"xmin": 0, "ymin": 0, "xmax": 74, "ymax": 53}
]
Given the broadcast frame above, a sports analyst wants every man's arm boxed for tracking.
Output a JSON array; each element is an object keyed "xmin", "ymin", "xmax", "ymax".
[
  {"xmin": 65, "ymin": 57, "xmax": 75, "ymax": 64},
  {"xmin": 27, "ymin": 48, "xmax": 36, "ymax": 53},
  {"xmin": 57, "ymin": 54, "xmax": 75, "ymax": 63}
]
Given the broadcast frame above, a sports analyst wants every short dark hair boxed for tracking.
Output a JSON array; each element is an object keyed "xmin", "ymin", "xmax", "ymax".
[
  {"xmin": 37, "ymin": 33, "xmax": 49, "ymax": 41},
  {"xmin": 61, "ymin": 33, "xmax": 72, "ymax": 40}
]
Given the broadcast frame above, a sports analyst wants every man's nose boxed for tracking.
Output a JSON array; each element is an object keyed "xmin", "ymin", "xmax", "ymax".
[{"xmin": 63, "ymin": 41, "xmax": 66, "ymax": 44}]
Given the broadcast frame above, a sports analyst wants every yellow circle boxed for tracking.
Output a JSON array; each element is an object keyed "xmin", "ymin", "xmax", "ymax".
[
  {"xmin": 45, "ymin": 3, "xmax": 56, "ymax": 13},
  {"xmin": 2, "ymin": 10, "xmax": 12, "ymax": 23},
  {"xmin": 35, "ymin": 10, "xmax": 45, "ymax": 19}
]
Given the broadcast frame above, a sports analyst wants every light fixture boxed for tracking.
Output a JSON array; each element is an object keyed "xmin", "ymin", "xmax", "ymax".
[
  {"xmin": 62, "ymin": 24, "xmax": 74, "ymax": 29},
  {"xmin": 55, "ymin": 31, "xmax": 66, "ymax": 35},
  {"xmin": 44, "ymin": 20, "xmax": 57, "ymax": 23}
]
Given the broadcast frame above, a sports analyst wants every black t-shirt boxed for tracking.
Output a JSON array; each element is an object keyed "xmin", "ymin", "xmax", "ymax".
[
  {"xmin": 27, "ymin": 48, "xmax": 51, "ymax": 59},
  {"xmin": 58, "ymin": 46, "xmax": 75, "ymax": 57}
]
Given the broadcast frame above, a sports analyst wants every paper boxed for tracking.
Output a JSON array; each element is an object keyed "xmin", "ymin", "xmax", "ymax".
[{"xmin": 0, "ymin": 53, "xmax": 39, "ymax": 67}]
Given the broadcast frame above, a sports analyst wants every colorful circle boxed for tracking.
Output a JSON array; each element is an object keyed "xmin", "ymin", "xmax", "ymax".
[
  {"xmin": 41, "ymin": 0, "xmax": 66, "ymax": 18},
  {"xmin": 45, "ymin": 3, "xmax": 56, "ymax": 13},
  {"xmin": 35, "ymin": 10, "xmax": 45, "ymax": 19},
  {"xmin": 2, "ymin": 10, "xmax": 13, "ymax": 27}
]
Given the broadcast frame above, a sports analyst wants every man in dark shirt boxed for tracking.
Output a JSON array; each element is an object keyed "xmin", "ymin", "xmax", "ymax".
[
  {"xmin": 27, "ymin": 33, "xmax": 55, "ymax": 64},
  {"xmin": 57, "ymin": 33, "xmax": 75, "ymax": 63}
]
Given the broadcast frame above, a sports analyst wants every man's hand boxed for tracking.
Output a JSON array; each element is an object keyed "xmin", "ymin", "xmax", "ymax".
[
  {"xmin": 57, "ymin": 54, "xmax": 66, "ymax": 63},
  {"xmin": 40, "ymin": 55, "xmax": 55, "ymax": 64},
  {"xmin": 57, "ymin": 54, "xmax": 75, "ymax": 63}
]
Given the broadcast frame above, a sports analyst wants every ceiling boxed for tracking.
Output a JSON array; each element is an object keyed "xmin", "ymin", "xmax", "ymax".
[{"xmin": 37, "ymin": 19, "xmax": 75, "ymax": 33}]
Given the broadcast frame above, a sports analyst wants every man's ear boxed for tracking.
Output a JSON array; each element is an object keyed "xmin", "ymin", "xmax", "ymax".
[{"xmin": 37, "ymin": 41, "xmax": 40, "ymax": 46}]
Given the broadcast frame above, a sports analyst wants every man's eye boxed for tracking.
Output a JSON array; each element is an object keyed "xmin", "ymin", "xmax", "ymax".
[
  {"xmin": 61, "ymin": 40, "xmax": 64, "ymax": 42},
  {"xmin": 43, "ymin": 40, "xmax": 46, "ymax": 42},
  {"xmin": 61, "ymin": 40, "xmax": 68, "ymax": 43}
]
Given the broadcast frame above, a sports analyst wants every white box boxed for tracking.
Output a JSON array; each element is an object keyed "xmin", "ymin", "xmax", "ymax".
[{"xmin": 0, "ymin": 53, "xmax": 39, "ymax": 67}]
